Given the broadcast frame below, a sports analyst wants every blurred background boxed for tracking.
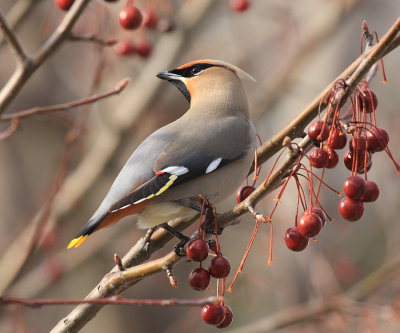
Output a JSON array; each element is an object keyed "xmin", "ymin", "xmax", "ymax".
[{"xmin": 0, "ymin": 0, "xmax": 399, "ymax": 332}]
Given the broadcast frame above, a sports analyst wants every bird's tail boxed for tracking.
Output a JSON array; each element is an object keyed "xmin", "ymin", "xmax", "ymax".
[{"xmin": 67, "ymin": 211, "xmax": 108, "ymax": 249}]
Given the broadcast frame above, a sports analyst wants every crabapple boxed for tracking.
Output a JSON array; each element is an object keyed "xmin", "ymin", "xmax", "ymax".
[
  {"xmin": 284, "ymin": 227, "xmax": 309, "ymax": 251},
  {"xmin": 186, "ymin": 239, "xmax": 209, "ymax": 262},
  {"xmin": 338, "ymin": 197, "xmax": 364, "ymax": 221}
]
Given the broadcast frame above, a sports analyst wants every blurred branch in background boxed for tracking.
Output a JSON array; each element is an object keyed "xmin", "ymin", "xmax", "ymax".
[
  {"xmin": 0, "ymin": 0, "xmax": 92, "ymax": 113},
  {"xmin": 0, "ymin": 77, "xmax": 129, "ymax": 293},
  {"xmin": 0, "ymin": 1, "xmax": 400, "ymax": 332},
  {"xmin": 0, "ymin": 0, "xmax": 33, "ymax": 47},
  {"xmin": 228, "ymin": 252, "xmax": 400, "ymax": 333}
]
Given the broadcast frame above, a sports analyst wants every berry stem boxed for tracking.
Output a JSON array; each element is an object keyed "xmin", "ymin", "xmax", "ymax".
[{"xmin": 228, "ymin": 220, "xmax": 260, "ymax": 292}]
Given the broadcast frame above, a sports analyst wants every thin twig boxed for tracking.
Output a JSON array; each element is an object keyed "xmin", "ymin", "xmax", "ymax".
[
  {"xmin": 1, "ymin": 78, "xmax": 130, "ymax": 121},
  {"xmin": 69, "ymin": 34, "xmax": 117, "ymax": 46},
  {"xmin": 0, "ymin": 0, "xmax": 92, "ymax": 114},
  {"xmin": 227, "ymin": 252, "xmax": 400, "ymax": 333},
  {"xmin": 0, "ymin": 295, "xmax": 221, "ymax": 308},
  {"xmin": 0, "ymin": 10, "xmax": 28, "ymax": 64},
  {"xmin": 0, "ymin": 0, "xmax": 34, "ymax": 48},
  {"xmin": 0, "ymin": 118, "xmax": 19, "ymax": 140}
]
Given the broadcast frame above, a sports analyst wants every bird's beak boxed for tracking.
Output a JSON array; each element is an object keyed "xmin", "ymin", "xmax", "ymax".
[{"xmin": 156, "ymin": 71, "xmax": 182, "ymax": 81}]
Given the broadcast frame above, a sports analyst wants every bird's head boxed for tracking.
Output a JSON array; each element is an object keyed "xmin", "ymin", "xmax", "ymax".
[{"xmin": 156, "ymin": 60, "xmax": 255, "ymax": 104}]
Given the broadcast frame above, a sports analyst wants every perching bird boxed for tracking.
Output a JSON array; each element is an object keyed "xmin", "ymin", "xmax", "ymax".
[{"xmin": 68, "ymin": 59, "xmax": 256, "ymax": 248}]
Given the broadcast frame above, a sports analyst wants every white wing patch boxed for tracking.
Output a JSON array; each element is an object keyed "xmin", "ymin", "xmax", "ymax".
[
  {"xmin": 161, "ymin": 166, "xmax": 189, "ymax": 176},
  {"xmin": 111, "ymin": 167, "xmax": 188, "ymax": 212},
  {"xmin": 206, "ymin": 158, "xmax": 222, "ymax": 174}
]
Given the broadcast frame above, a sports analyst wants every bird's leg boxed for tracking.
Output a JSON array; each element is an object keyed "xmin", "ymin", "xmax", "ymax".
[
  {"xmin": 161, "ymin": 223, "xmax": 191, "ymax": 256},
  {"xmin": 201, "ymin": 203, "xmax": 224, "ymax": 235}
]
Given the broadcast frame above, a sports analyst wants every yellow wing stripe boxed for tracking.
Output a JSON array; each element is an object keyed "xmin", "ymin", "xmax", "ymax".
[
  {"xmin": 67, "ymin": 235, "xmax": 88, "ymax": 249},
  {"xmin": 68, "ymin": 174, "xmax": 179, "ymax": 249},
  {"xmin": 156, "ymin": 174, "xmax": 178, "ymax": 195}
]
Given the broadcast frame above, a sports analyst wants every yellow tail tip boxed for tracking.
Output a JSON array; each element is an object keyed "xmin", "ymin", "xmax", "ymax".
[{"xmin": 67, "ymin": 235, "xmax": 88, "ymax": 249}]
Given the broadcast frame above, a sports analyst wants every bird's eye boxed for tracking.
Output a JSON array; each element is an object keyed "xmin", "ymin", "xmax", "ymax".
[{"xmin": 190, "ymin": 66, "xmax": 202, "ymax": 76}]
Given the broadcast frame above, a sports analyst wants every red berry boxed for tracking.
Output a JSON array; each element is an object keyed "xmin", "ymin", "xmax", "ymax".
[
  {"xmin": 298, "ymin": 212, "xmax": 323, "ymax": 237},
  {"xmin": 327, "ymin": 128, "xmax": 347, "ymax": 149},
  {"xmin": 188, "ymin": 268, "xmax": 210, "ymax": 291},
  {"xmin": 236, "ymin": 185, "xmax": 256, "ymax": 203},
  {"xmin": 349, "ymin": 135, "xmax": 367, "ymax": 156},
  {"xmin": 142, "ymin": 9, "xmax": 158, "ymax": 28},
  {"xmin": 284, "ymin": 227, "xmax": 309, "ymax": 252},
  {"xmin": 201, "ymin": 304, "xmax": 226, "ymax": 325},
  {"xmin": 55, "ymin": 0, "xmax": 74, "ymax": 11},
  {"xmin": 304, "ymin": 208, "xmax": 326, "ymax": 227},
  {"xmin": 338, "ymin": 197, "xmax": 364, "ymax": 221},
  {"xmin": 343, "ymin": 176, "xmax": 367, "ymax": 200},
  {"xmin": 358, "ymin": 89, "xmax": 378, "ymax": 113},
  {"xmin": 343, "ymin": 150, "xmax": 372, "ymax": 174},
  {"xmin": 309, "ymin": 148, "xmax": 329, "ymax": 168},
  {"xmin": 366, "ymin": 127, "xmax": 389, "ymax": 153},
  {"xmin": 114, "ymin": 40, "xmax": 136, "ymax": 56},
  {"xmin": 208, "ymin": 256, "xmax": 231, "ymax": 279},
  {"xmin": 216, "ymin": 305, "xmax": 234, "ymax": 328},
  {"xmin": 230, "ymin": 0, "xmax": 250, "ymax": 11},
  {"xmin": 360, "ymin": 180, "xmax": 380, "ymax": 202},
  {"xmin": 186, "ymin": 239, "xmax": 209, "ymax": 262},
  {"xmin": 119, "ymin": 6, "xmax": 143, "ymax": 30},
  {"xmin": 324, "ymin": 146, "xmax": 339, "ymax": 168},
  {"xmin": 136, "ymin": 39, "xmax": 152, "ymax": 58},
  {"xmin": 308, "ymin": 120, "xmax": 330, "ymax": 142}
]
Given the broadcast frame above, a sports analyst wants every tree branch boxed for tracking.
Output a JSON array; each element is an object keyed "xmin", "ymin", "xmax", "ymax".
[
  {"xmin": 69, "ymin": 33, "xmax": 117, "ymax": 46},
  {"xmin": 1, "ymin": 78, "xmax": 129, "ymax": 121},
  {"xmin": 0, "ymin": 9, "xmax": 28, "ymax": 65},
  {"xmin": 0, "ymin": 0, "xmax": 34, "ymax": 48},
  {"xmin": 0, "ymin": 0, "xmax": 92, "ymax": 114},
  {"xmin": 0, "ymin": 295, "xmax": 220, "ymax": 308},
  {"xmin": 227, "ymin": 252, "xmax": 400, "ymax": 333},
  {"xmin": 49, "ymin": 18, "xmax": 400, "ymax": 333}
]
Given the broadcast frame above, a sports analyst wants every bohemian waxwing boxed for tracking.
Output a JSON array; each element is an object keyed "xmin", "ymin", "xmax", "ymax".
[{"xmin": 68, "ymin": 60, "xmax": 256, "ymax": 248}]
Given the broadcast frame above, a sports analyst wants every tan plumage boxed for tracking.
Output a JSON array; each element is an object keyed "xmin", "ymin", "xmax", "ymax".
[{"xmin": 68, "ymin": 60, "xmax": 256, "ymax": 248}]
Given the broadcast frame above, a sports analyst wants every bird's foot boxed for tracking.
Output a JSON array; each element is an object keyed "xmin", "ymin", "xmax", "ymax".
[{"xmin": 161, "ymin": 223, "xmax": 191, "ymax": 256}]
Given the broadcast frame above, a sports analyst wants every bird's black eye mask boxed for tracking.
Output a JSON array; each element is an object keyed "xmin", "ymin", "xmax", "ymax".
[{"xmin": 170, "ymin": 63, "xmax": 217, "ymax": 78}]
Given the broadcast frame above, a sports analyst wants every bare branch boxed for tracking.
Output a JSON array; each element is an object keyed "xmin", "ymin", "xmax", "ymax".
[
  {"xmin": 227, "ymin": 252, "xmax": 400, "ymax": 333},
  {"xmin": 0, "ymin": 0, "xmax": 92, "ymax": 114},
  {"xmin": 0, "ymin": 10, "xmax": 28, "ymax": 64},
  {"xmin": 0, "ymin": 295, "xmax": 221, "ymax": 308},
  {"xmin": 1, "ymin": 78, "xmax": 129, "ymax": 121},
  {"xmin": 0, "ymin": 0, "xmax": 33, "ymax": 48},
  {"xmin": 0, "ymin": 118, "xmax": 19, "ymax": 140},
  {"xmin": 69, "ymin": 33, "xmax": 117, "ymax": 46}
]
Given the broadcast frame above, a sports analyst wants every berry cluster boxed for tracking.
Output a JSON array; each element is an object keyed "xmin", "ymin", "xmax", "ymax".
[
  {"xmin": 55, "ymin": 0, "xmax": 175, "ymax": 58},
  {"xmin": 186, "ymin": 239, "xmax": 233, "ymax": 328},
  {"xmin": 306, "ymin": 81, "xmax": 397, "ymax": 227},
  {"xmin": 231, "ymin": 81, "xmax": 397, "ymax": 260},
  {"xmin": 186, "ymin": 199, "xmax": 234, "ymax": 328},
  {"xmin": 285, "ymin": 207, "xmax": 326, "ymax": 252}
]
